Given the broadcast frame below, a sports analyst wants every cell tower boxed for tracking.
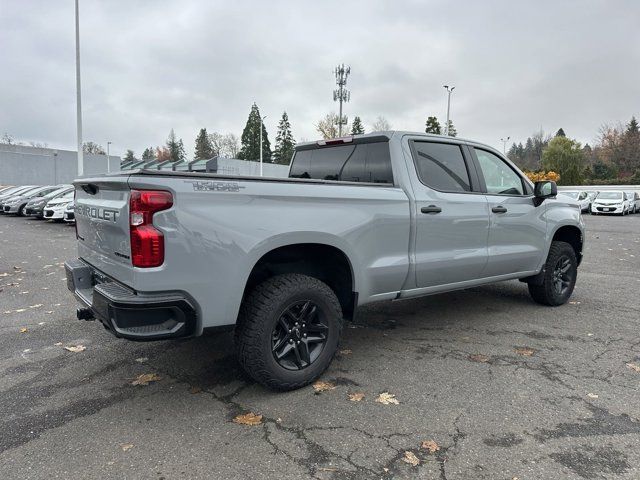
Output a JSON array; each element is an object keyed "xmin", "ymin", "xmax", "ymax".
[{"xmin": 333, "ymin": 64, "xmax": 351, "ymax": 137}]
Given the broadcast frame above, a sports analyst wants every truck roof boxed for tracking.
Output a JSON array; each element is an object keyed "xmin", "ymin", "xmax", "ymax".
[{"xmin": 295, "ymin": 131, "xmax": 501, "ymax": 155}]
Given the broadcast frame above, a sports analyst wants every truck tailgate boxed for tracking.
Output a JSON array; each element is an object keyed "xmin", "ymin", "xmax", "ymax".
[{"xmin": 74, "ymin": 176, "xmax": 135, "ymax": 286}]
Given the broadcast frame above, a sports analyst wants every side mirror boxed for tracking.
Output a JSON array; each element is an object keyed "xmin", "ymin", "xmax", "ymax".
[{"xmin": 534, "ymin": 181, "xmax": 557, "ymax": 199}]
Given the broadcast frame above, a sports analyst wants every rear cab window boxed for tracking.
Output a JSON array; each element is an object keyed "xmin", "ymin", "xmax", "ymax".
[{"xmin": 289, "ymin": 139, "xmax": 393, "ymax": 184}]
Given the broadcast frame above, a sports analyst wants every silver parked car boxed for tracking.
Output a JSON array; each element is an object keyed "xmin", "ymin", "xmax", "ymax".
[{"xmin": 626, "ymin": 191, "xmax": 640, "ymax": 214}]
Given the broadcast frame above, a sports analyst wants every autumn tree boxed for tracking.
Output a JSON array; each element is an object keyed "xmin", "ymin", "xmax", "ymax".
[
  {"xmin": 350, "ymin": 116, "xmax": 365, "ymax": 135},
  {"xmin": 155, "ymin": 146, "xmax": 171, "ymax": 162},
  {"xmin": 238, "ymin": 103, "xmax": 271, "ymax": 161},
  {"xmin": 542, "ymin": 136, "xmax": 584, "ymax": 185},
  {"xmin": 425, "ymin": 116, "xmax": 441, "ymax": 134},
  {"xmin": 194, "ymin": 128, "xmax": 214, "ymax": 159},
  {"xmin": 273, "ymin": 112, "xmax": 295, "ymax": 165}
]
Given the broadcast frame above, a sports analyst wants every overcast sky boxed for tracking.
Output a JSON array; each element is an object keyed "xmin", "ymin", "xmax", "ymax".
[{"xmin": 1, "ymin": 0, "xmax": 639, "ymax": 158}]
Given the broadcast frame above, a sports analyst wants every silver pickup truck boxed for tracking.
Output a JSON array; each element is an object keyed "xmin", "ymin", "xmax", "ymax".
[{"xmin": 65, "ymin": 131, "xmax": 585, "ymax": 390}]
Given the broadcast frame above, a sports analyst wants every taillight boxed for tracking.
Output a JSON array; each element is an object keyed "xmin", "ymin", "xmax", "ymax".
[{"xmin": 129, "ymin": 189, "xmax": 173, "ymax": 268}]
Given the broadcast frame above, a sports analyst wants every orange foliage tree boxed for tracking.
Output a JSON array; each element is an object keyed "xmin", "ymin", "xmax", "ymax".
[{"xmin": 524, "ymin": 171, "xmax": 560, "ymax": 183}]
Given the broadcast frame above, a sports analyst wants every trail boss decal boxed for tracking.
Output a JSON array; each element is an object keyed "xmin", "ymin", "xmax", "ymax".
[{"xmin": 186, "ymin": 180, "xmax": 246, "ymax": 192}]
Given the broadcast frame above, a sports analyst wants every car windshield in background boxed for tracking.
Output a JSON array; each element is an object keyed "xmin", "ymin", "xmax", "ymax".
[
  {"xmin": 559, "ymin": 192, "xmax": 579, "ymax": 199},
  {"xmin": 597, "ymin": 192, "xmax": 622, "ymax": 200},
  {"xmin": 289, "ymin": 141, "xmax": 393, "ymax": 184}
]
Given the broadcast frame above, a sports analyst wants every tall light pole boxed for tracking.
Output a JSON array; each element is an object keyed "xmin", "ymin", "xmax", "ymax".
[
  {"xmin": 333, "ymin": 64, "xmax": 351, "ymax": 137},
  {"xmin": 500, "ymin": 136, "xmax": 510, "ymax": 155},
  {"xmin": 75, "ymin": 0, "xmax": 83, "ymax": 176},
  {"xmin": 443, "ymin": 85, "xmax": 455, "ymax": 136},
  {"xmin": 107, "ymin": 141, "xmax": 112, "ymax": 173},
  {"xmin": 260, "ymin": 115, "xmax": 267, "ymax": 177}
]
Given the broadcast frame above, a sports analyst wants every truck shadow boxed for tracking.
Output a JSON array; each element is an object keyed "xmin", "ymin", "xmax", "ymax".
[{"xmin": 148, "ymin": 280, "xmax": 540, "ymax": 390}]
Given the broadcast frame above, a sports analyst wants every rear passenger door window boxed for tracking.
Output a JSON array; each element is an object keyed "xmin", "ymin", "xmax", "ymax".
[
  {"xmin": 411, "ymin": 142, "xmax": 472, "ymax": 192},
  {"xmin": 473, "ymin": 148, "xmax": 525, "ymax": 196}
]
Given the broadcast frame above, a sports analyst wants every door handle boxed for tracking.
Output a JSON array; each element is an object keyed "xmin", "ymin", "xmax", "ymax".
[
  {"xmin": 492, "ymin": 206, "xmax": 507, "ymax": 213},
  {"xmin": 421, "ymin": 205, "xmax": 442, "ymax": 214}
]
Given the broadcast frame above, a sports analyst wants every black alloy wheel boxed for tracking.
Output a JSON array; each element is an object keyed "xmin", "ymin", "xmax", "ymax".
[{"xmin": 271, "ymin": 300, "xmax": 328, "ymax": 370}]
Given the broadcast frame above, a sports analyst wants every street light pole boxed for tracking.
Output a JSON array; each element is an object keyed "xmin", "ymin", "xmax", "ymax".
[
  {"xmin": 500, "ymin": 136, "xmax": 510, "ymax": 155},
  {"xmin": 75, "ymin": 0, "xmax": 83, "ymax": 176},
  {"xmin": 443, "ymin": 85, "xmax": 455, "ymax": 136},
  {"xmin": 107, "ymin": 141, "xmax": 112, "ymax": 173},
  {"xmin": 260, "ymin": 115, "xmax": 267, "ymax": 177}
]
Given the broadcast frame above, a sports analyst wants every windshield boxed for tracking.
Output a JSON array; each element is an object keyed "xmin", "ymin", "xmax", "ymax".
[
  {"xmin": 596, "ymin": 192, "xmax": 622, "ymax": 200},
  {"xmin": 559, "ymin": 191, "xmax": 579, "ymax": 199}
]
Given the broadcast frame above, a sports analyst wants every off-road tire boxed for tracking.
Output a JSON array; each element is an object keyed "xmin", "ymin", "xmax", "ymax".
[
  {"xmin": 528, "ymin": 241, "xmax": 577, "ymax": 306},
  {"xmin": 235, "ymin": 274, "xmax": 343, "ymax": 391}
]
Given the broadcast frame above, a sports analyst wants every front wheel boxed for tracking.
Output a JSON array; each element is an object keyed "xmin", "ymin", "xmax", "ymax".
[
  {"xmin": 235, "ymin": 274, "xmax": 343, "ymax": 390},
  {"xmin": 528, "ymin": 241, "xmax": 578, "ymax": 306}
]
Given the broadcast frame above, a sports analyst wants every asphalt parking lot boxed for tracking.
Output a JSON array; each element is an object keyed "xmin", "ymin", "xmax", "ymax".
[{"xmin": 1, "ymin": 214, "xmax": 639, "ymax": 480}]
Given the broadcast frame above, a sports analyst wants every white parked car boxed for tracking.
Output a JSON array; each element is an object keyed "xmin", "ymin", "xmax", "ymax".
[
  {"xmin": 63, "ymin": 201, "xmax": 75, "ymax": 223},
  {"xmin": 43, "ymin": 191, "xmax": 74, "ymax": 221},
  {"xmin": 591, "ymin": 191, "xmax": 629, "ymax": 215},
  {"xmin": 558, "ymin": 191, "xmax": 590, "ymax": 212},
  {"xmin": 625, "ymin": 191, "xmax": 640, "ymax": 214}
]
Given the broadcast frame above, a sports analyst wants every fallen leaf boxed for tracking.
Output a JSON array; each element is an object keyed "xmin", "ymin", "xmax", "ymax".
[
  {"xmin": 312, "ymin": 381, "xmax": 336, "ymax": 393},
  {"xmin": 383, "ymin": 467, "xmax": 389, "ymax": 472},
  {"xmin": 3, "ymin": 311, "xmax": 11, "ymax": 314},
  {"xmin": 587, "ymin": 393, "xmax": 599, "ymax": 399},
  {"xmin": 64, "ymin": 345, "xmax": 86, "ymax": 353},
  {"xmin": 569, "ymin": 301, "xmax": 581, "ymax": 305},
  {"xmin": 469, "ymin": 354, "xmax": 490, "ymax": 363},
  {"xmin": 13, "ymin": 266, "xmax": 21, "ymax": 270},
  {"xmin": 402, "ymin": 451, "xmax": 420, "ymax": 466},
  {"xmin": 189, "ymin": 386, "xmax": 202, "ymax": 394},
  {"xmin": 19, "ymin": 291, "xmax": 29, "ymax": 294},
  {"xmin": 626, "ymin": 363, "xmax": 640, "ymax": 373},
  {"xmin": 45, "ymin": 311, "xmax": 54, "ymax": 314},
  {"xmin": 135, "ymin": 357, "xmax": 148, "ymax": 363},
  {"xmin": 120, "ymin": 443, "xmax": 134, "ymax": 452},
  {"xmin": 38, "ymin": 322, "xmax": 45, "ymax": 325},
  {"xmin": 54, "ymin": 342, "xmax": 63, "ymax": 346},
  {"xmin": 317, "ymin": 467, "xmax": 338, "ymax": 472},
  {"xmin": 421, "ymin": 440, "xmax": 440, "ymax": 453},
  {"xmin": 375, "ymin": 392, "xmax": 399, "ymax": 405},
  {"xmin": 339, "ymin": 349, "xmax": 353, "ymax": 355},
  {"xmin": 0, "ymin": 273, "xmax": 9, "ymax": 277},
  {"xmin": 514, "ymin": 347, "xmax": 535, "ymax": 357},
  {"xmin": 20, "ymin": 327, "xmax": 28, "ymax": 333},
  {"xmin": 348, "ymin": 392, "xmax": 365, "ymax": 402},
  {"xmin": 131, "ymin": 373, "xmax": 161, "ymax": 385},
  {"xmin": 29, "ymin": 304, "xmax": 43, "ymax": 309},
  {"xmin": 233, "ymin": 412, "xmax": 263, "ymax": 426},
  {"xmin": 15, "ymin": 308, "xmax": 26, "ymax": 313}
]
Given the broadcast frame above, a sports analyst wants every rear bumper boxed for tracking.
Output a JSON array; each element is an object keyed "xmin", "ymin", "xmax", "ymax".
[{"xmin": 65, "ymin": 258, "xmax": 198, "ymax": 341}]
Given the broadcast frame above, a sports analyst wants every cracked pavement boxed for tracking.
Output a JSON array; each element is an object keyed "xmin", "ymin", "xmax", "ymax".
[{"xmin": 1, "ymin": 214, "xmax": 639, "ymax": 479}]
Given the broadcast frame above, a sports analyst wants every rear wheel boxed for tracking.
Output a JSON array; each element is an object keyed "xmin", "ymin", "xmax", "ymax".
[
  {"xmin": 528, "ymin": 241, "xmax": 577, "ymax": 306},
  {"xmin": 235, "ymin": 274, "xmax": 343, "ymax": 390}
]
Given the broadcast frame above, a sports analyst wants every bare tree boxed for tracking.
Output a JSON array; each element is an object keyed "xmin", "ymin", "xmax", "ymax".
[
  {"xmin": 1, "ymin": 133, "xmax": 15, "ymax": 145},
  {"xmin": 208, "ymin": 132, "xmax": 240, "ymax": 158},
  {"xmin": 83, "ymin": 141, "xmax": 106, "ymax": 154},
  {"xmin": 315, "ymin": 113, "xmax": 342, "ymax": 139},
  {"xmin": 371, "ymin": 116, "xmax": 391, "ymax": 131}
]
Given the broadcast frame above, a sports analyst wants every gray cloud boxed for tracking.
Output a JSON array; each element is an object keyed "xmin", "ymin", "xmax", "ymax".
[{"xmin": 1, "ymin": 0, "xmax": 638, "ymax": 158}]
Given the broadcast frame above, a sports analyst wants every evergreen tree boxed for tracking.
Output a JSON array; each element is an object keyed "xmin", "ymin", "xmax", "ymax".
[
  {"xmin": 123, "ymin": 149, "xmax": 136, "ymax": 163},
  {"xmin": 194, "ymin": 128, "xmax": 214, "ymax": 159},
  {"xmin": 446, "ymin": 120, "xmax": 457, "ymax": 137},
  {"xmin": 555, "ymin": 128, "xmax": 566, "ymax": 137},
  {"xmin": 142, "ymin": 147, "xmax": 156, "ymax": 160},
  {"xmin": 627, "ymin": 116, "xmax": 639, "ymax": 135},
  {"xmin": 273, "ymin": 112, "xmax": 295, "ymax": 165},
  {"xmin": 425, "ymin": 116, "xmax": 441, "ymax": 134},
  {"xmin": 237, "ymin": 103, "xmax": 271, "ymax": 162},
  {"xmin": 166, "ymin": 129, "xmax": 186, "ymax": 162},
  {"xmin": 350, "ymin": 116, "xmax": 365, "ymax": 135}
]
